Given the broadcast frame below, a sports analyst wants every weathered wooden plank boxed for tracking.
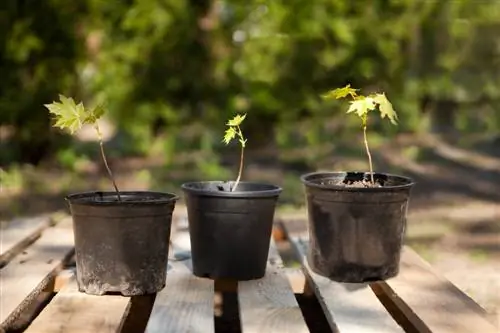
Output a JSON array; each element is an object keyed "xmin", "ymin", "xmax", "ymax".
[
  {"xmin": 24, "ymin": 275, "xmax": 131, "ymax": 333},
  {"xmin": 145, "ymin": 224, "xmax": 214, "ymax": 333},
  {"xmin": 291, "ymin": 237, "xmax": 403, "ymax": 333},
  {"xmin": 373, "ymin": 246, "xmax": 498, "ymax": 333},
  {"xmin": 238, "ymin": 239, "xmax": 309, "ymax": 333},
  {"xmin": 0, "ymin": 217, "xmax": 74, "ymax": 331},
  {"xmin": 144, "ymin": 259, "xmax": 214, "ymax": 333},
  {"xmin": 0, "ymin": 214, "xmax": 55, "ymax": 267}
]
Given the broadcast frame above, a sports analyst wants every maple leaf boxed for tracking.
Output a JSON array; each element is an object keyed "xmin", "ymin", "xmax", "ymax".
[
  {"xmin": 373, "ymin": 93, "xmax": 398, "ymax": 125},
  {"xmin": 223, "ymin": 127, "xmax": 237, "ymax": 145},
  {"xmin": 44, "ymin": 95, "xmax": 87, "ymax": 134},
  {"xmin": 322, "ymin": 84, "xmax": 358, "ymax": 100},
  {"xmin": 227, "ymin": 113, "xmax": 247, "ymax": 126},
  {"xmin": 346, "ymin": 96, "xmax": 376, "ymax": 117}
]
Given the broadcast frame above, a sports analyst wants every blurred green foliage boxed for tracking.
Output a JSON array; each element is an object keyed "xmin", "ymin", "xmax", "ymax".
[{"xmin": 1, "ymin": 0, "xmax": 500, "ymax": 165}]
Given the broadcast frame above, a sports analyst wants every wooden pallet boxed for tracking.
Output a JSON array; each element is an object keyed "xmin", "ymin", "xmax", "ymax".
[{"xmin": 0, "ymin": 212, "xmax": 497, "ymax": 333}]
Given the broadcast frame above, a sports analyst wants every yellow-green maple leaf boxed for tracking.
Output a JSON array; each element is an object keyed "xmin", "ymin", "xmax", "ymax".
[
  {"xmin": 45, "ymin": 95, "xmax": 87, "ymax": 134},
  {"xmin": 322, "ymin": 84, "xmax": 358, "ymax": 100},
  {"xmin": 373, "ymin": 93, "xmax": 398, "ymax": 125},
  {"xmin": 346, "ymin": 96, "xmax": 376, "ymax": 117},
  {"xmin": 223, "ymin": 127, "xmax": 237, "ymax": 145},
  {"xmin": 227, "ymin": 113, "xmax": 246, "ymax": 126}
]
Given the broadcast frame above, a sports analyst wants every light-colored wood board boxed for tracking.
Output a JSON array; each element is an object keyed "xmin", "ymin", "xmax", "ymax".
[
  {"xmin": 0, "ymin": 218, "xmax": 74, "ymax": 330},
  {"xmin": 0, "ymin": 215, "xmax": 53, "ymax": 267},
  {"xmin": 375, "ymin": 246, "xmax": 498, "ymax": 333},
  {"xmin": 238, "ymin": 239, "xmax": 309, "ymax": 333},
  {"xmin": 47, "ymin": 268, "xmax": 76, "ymax": 292},
  {"xmin": 145, "ymin": 259, "xmax": 214, "ymax": 333},
  {"xmin": 24, "ymin": 275, "xmax": 131, "ymax": 333},
  {"xmin": 292, "ymin": 237, "xmax": 403, "ymax": 333}
]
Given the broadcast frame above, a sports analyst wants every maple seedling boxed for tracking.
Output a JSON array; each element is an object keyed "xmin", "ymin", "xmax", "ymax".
[
  {"xmin": 223, "ymin": 113, "xmax": 248, "ymax": 192},
  {"xmin": 45, "ymin": 95, "xmax": 121, "ymax": 201},
  {"xmin": 322, "ymin": 84, "xmax": 398, "ymax": 184}
]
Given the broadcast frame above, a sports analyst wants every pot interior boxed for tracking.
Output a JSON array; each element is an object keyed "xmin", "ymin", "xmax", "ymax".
[
  {"xmin": 66, "ymin": 191, "xmax": 178, "ymax": 205},
  {"xmin": 182, "ymin": 181, "xmax": 282, "ymax": 198},
  {"xmin": 302, "ymin": 172, "xmax": 414, "ymax": 189}
]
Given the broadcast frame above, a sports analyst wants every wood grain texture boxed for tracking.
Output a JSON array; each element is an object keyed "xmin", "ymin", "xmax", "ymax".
[
  {"xmin": 24, "ymin": 276, "xmax": 131, "ymax": 333},
  {"xmin": 144, "ymin": 259, "xmax": 214, "ymax": 333},
  {"xmin": 0, "ymin": 215, "xmax": 54, "ymax": 267},
  {"xmin": 292, "ymin": 237, "xmax": 403, "ymax": 333},
  {"xmin": 374, "ymin": 246, "xmax": 499, "ymax": 333},
  {"xmin": 0, "ymin": 217, "xmax": 74, "ymax": 330},
  {"xmin": 146, "ymin": 224, "xmax": 213, "ymax": 333},
  {"xmin": 238, "ymin": 239, "xmax": 309, "ymax": 333}
]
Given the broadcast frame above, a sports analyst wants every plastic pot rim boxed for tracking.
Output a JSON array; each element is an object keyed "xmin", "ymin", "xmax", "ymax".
[
  {"xmin": 65, "ymin": 190, "xmax": 179, "ymax": 206},
  {"xmin": 181, "ymin": 181, "xmax": 282, "ymax": 198},
  {"xmin": 301, "ymin": 171, "xmax": 415, "ymax": 192}
]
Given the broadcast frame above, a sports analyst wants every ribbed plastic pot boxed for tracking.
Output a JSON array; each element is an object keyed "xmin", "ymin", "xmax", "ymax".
[
  {"xmin": 301, "ymin": 172, "xmax": 414, "ymax": 282},
  {"xmin": 181, "ymin": 181, "xmax": 282, "ymax": 280},
  {"xmin": 66, "ymin": 191, "xmax": 178, "ymax": 296}
]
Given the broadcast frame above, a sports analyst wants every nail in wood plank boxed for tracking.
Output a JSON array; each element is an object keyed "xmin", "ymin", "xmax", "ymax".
[
  {"xmin": 0, "ymin": 217, "xmax": 74, "ymax": 331},
  {"xmin": 24, "ymin": 275, "xmax": 131, "ymax": 333},
  {"xmin": 292, "ymin": 237, "xmax": 403, "ymax": 333},
  {"xmin": 374, "ymin": 246, "xmax": 498, "ymax": 333},
  {"xmin": 238, "ymin": 239, "xmax": 309, "ymax": 333}
]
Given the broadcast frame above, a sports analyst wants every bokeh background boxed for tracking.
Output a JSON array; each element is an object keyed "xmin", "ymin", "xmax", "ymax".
[{"xmin": 1, "ymin": 0, "xmax": 499, "ymax": 321}]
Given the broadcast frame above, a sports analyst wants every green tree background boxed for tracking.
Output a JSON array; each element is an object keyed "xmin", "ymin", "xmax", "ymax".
[{"xmin": 1, "ymin": 0, "xmax": 500, "ymax": 165}]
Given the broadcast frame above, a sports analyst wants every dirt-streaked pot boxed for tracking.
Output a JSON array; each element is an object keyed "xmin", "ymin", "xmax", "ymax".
[
  {"xmin": 301, "ymin": 172, "xmax": 414, "ymax": 282},
  {"xmin": 67, "ymin": 191, "xmax": 178, "ymax": 296}
]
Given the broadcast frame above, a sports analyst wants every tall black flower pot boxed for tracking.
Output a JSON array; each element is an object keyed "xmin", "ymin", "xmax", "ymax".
[
  {"xmin": 181, "ymin": 181, "xmax": 282, "ymax": 280},
  {"xmin": 66, "ymin": 191, "xmax": 178, "ymax": 296},
  {"xmin": 301, "ymin": 172, "xmax": 414, "ymax": 282}
]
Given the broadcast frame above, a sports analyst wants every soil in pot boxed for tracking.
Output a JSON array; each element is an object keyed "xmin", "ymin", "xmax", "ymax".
[
  {"xmin": 301, "ymin": 172, "xmax": 414, "ymax": 283},
  {"xmin": 66, "ymin": 191, "xmax": 178, "ymax": 296},
  {"xmin": 181, "ymin": 181, "xmax": 282, "ymax": 281}
]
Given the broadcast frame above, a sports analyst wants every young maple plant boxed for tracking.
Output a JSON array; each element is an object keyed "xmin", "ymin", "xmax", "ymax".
[
  {"xmin": 223, "ymin": 113, "xmax": 247, "ymax": 192},
  {"xmin": 45, "ymin": 95, "xmax": 122, "ymax": 201},
  {"xmin": 322, "ymin": 84, "xmax": 398, "ymax": 184}
]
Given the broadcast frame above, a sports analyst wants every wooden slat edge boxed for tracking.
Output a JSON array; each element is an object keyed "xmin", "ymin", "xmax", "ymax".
[
  {"xmin": 0, "ymin": 218, "xmax": 74, "ymax": 331},
  {"xmin": 25, "ymin": 275, "xmax": 132, "ymax": 333},
  {"xmin": 373, "ymin": 246, "xmax": 498, "ymax": 333},
  {"xmin": 0, "ymin": 212, "xmax": 65, "ymax": 267},
  {"xmin": 290, "ymin": 237, "xmax": 404, "ymax": 333}
]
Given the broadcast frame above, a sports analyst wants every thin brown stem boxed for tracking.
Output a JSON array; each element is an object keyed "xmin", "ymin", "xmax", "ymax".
[
  {"xmin": 94, "ymin": 122, "xmax": 121, "ymax": 201},
  {"xmin": 363, "ymin": 123, "xmax": 374, "ymax": 184}
]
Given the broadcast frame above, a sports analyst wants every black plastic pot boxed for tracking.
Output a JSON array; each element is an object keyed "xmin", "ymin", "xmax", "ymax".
[
  {"xmin": 181, "ymin": 181, "xmax": 282, "ymax": 280},
  {"xmin": 66, "ymin": 191, "xmax": 178, "ymax": 296},
  {"xmin": 301, "ymin": 172, "xmax": 414, "ymax": 282}
]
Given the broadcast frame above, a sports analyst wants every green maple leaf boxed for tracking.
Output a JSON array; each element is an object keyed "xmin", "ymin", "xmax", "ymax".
[
  {"xmin": 346, "ymin": 96, "xmax": 376, "ymax": 117},
  {"xmin": 227, "ymin": 113, "xmax": 246, "ymax": 126},
  {"xmin": 223, "ymin": 127, "xmax": 237, "ymax": 145},
  {"xmin": 45, "ymin": 95, "xmax": 87, "ymax": 134},
  {"xmin": 373, "ymin": 93, "xmax": 398, "ymax": 125},
  {"xmin": 84, "ymin": 104, "xmax": 106, "ymax": 125},
  {"xmin": 322, "ymin": 84, "xmax": 358, "ymax": 100}
]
